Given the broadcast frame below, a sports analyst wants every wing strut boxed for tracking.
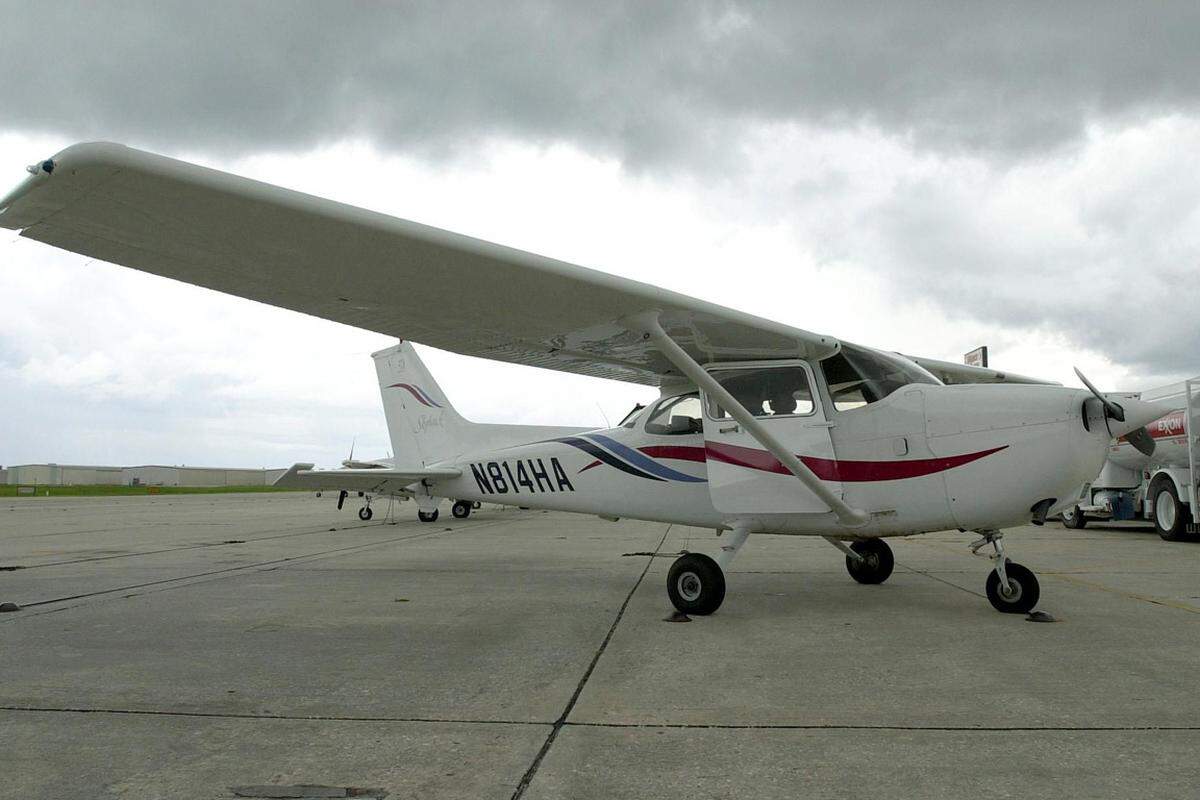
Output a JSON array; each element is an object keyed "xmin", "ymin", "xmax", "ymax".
[{"xmin": 637, "ymin": 315, "xmax": 869, "ymax": 528}]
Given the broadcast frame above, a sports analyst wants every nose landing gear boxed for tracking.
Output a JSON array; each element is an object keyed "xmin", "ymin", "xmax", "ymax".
[
  {"xmin": 971, "ymin": 530, "xmax": 1040, "ymax": 613},
  {"xmin": 451, "ymin": 500, "xmax": 472, "ymax": 519}
]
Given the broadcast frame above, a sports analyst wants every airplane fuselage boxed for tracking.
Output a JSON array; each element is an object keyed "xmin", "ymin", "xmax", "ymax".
[{"xmin": 424, "ymin": 382, "xmax": 1120, "ymax": 538}]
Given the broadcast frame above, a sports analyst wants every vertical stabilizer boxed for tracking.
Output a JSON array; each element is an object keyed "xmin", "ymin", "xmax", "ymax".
[{"xmin": 372, "ymin": 341, "xmax": 467, "ymax": 466}]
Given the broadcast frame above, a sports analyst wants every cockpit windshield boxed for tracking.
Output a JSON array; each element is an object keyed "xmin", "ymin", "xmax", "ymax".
[{"xmin": 820, "ymin": 344, "xmax": 941, "ymax": 412}]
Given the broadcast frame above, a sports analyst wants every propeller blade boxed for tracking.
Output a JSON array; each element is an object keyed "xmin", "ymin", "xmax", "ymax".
[
  {"xmin": 1073, "ymin": 367, "xmax": 1125, "ymax": 422},
  {"xmin": 1125, "ymin": 426, "xmax": 1156, "ymax": 457}
]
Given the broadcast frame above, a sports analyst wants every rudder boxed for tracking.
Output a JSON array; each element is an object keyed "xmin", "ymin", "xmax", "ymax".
[{"xmin": 373, "ymin": 341, "xmax": 467, "ymax": 466}]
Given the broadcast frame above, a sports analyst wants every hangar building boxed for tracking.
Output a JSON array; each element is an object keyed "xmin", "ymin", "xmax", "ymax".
[{"xmin": 6, "ymin": 464, "xmax": 288, "ymax": 487}]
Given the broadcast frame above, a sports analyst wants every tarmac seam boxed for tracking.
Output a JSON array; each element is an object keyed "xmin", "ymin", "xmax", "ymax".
[
  {"xmin": 895, "ymin": 561, "xmax": 986, "ymax": 599},
  {"xmin": 4, "ymin": 706, "xmax": 1195, "ymax": 734},
  {"xmin": 6, "ymin": 521, "xmax": 397, "ymax": 569},
  {"xmin": 508, "ymin": 523, "xmax": 673, "ymax": 800},
  {"xmin": 2, "ymin": 516, "xmax": 532, "ymax": 621},
  {"xmin": 5, "ymin": 527, "xmax": 461, "ymax": 614},
  {"xmin": 563, "ymin": 721, "xmax": 1200, "ymax": 732},
  {"xmin": 1045, "ymin": 571, "xmax": 1200, "ymax": 616},
  {"xmin": 0, "ymin": 706, "xmax": 545, "ymax": 726}
]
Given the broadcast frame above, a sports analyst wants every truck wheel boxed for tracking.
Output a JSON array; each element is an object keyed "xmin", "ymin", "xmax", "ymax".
[
  {"xmin": 1061, "ymin": 506, "xmax": 1087, "ymax": 529},
  {"xmin": 1151, "ymin": 476, "xmax": 1190, "ymax": 541}
]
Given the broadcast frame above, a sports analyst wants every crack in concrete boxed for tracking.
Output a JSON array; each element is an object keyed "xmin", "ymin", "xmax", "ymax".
[{"xmin": 509, "ymin": 523, "xmax": 673, "ymax": 800}]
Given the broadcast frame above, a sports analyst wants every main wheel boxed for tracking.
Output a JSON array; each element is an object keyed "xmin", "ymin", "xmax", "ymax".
[
  {"xmin": 845, "ymin": 539, "xmax": 894, "ymax": 584},
  {"xmin": 1061, "ymin": 506, "xmax": 1087, "ymax": 529},
  {"xmin": 358, "ymin": 506, "xmax": 373, "ymax": 521},
  {"xmin": 1151, "ymin": 476, "xmax": 1190, "ymax": 541},
  {"xmin": 418, "ymin": 508, "xmax": 439, "ymax": 523},
  {"xmin": 985, "ymin": 562, "xmax": 1040, "ymax": 613},
  {"xmin": 667, "ymin": 553, "xmax": 726, "ymax": 616},
  {"xmin": 451, "ymin": 501, "xmax": 472, "ymax": 519}
]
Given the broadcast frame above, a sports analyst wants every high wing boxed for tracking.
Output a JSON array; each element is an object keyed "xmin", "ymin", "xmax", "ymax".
[
  {"xmin": 902, "ymin": 354, "xmax": 1059, "ymax": 386},
  {"xmin": 273, "ymin": 463, "xmax": 461, "ymax": 493},
  {"xmin": 0, "ymin": 142, "xmax": 838, "ymax": 386}
]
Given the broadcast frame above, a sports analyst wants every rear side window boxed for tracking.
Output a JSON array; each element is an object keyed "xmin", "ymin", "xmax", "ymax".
[
  {"xmin": 706, "ymin": 366, "xmax": 815, "ymax": 419},
  {"xmin": 644, "ymin": 394, "xmax": 703, "ymax": 435}
]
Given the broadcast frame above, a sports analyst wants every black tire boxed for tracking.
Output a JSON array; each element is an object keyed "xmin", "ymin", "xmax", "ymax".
[
  {"xmin": 358, "ymin": 506, "xmax": 373, "ymax": 521},
  {"xmin": 1150, "ymin": 476, "xmax": 1190, "ymax": 541},
  {"xmin": 667, "ymin": 553, "xmax": 726, "ymax": 615},
  {"xmin": 451, "ymin": 501, "xmax": 471, "ymax": 519},
  {"xmin": 985, "ymin": 562, "xmax": 1040, "ymax": 613},
  {"xmin": 845, "ymin": 539, "xmax": 895, "ymax": 584},
  {"xmin": 418, "ymin": 508, "xmax": 439, "ymax": 523},
  {"xmin": 1061, "ymin": 506, "xmax": 1087, "ymax": 529}
]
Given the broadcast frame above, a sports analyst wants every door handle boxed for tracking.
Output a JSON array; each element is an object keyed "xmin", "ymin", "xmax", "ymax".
[{"xmin": 719, "ymin": 424, "xmax": 740, "ymax": 434}]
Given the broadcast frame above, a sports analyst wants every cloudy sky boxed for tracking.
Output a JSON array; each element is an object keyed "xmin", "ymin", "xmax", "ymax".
[{"xmin": 2, "ymin": 1, "xmax": 1198, "ymax": 469}]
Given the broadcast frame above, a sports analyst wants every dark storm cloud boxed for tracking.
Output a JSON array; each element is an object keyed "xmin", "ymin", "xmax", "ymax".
[
  {"xmin": 860, "ymin": 163, "xmax": 1200, "ymax": 379},
  {"xmin": 3, "ymin": 1, "xmax": 1200, "ymax": 164}
]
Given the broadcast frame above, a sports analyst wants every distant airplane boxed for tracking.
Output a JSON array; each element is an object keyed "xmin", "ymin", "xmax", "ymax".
[{"xmin": 0, "ymin": 143, "xmax": 1169, "ymax": 616}]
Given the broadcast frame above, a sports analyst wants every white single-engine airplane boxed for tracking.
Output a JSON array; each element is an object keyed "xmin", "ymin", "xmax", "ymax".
[{"xmin": 1, "ymin": 143, "xmax": 1170, "ymax": 616}]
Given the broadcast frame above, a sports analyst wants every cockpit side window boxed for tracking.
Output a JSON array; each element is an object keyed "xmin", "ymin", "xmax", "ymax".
[
  {"xmin": 644, "ymin": 393, "xmax": 703, "ymax": 435},
  {"xmin": 820, "ymin": 344, "xmax": 940, "ymax": 412},
  {"xmin": 705, "ymin": 365, "xmax": 815, "ymax": 419}
]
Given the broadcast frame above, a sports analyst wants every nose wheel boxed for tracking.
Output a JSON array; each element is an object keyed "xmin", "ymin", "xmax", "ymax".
[
  {"xmin": 985, "ymin": 562, "xmax": 1040, "ymax": 613},
  {"xmin": 451, "ymin": 500, "xmax": 472, "ymax": 519},
  {"xmin": 972, "ymin": 531, "xmax": 1040, "ymax": 613}
]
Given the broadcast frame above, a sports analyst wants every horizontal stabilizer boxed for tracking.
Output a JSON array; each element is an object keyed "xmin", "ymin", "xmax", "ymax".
[{"xmin": 273, "ymin": 463, "xmax": 461, "ymax": 493}]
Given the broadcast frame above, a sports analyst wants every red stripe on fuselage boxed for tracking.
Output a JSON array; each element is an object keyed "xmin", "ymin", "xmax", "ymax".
[
  {"xmin": 703, "ymin": 441, "xmax": 1008, "ymax": 482},
  {"xmin": 637, "ymin": 445, "xmax": 708, "ymax": 463}
]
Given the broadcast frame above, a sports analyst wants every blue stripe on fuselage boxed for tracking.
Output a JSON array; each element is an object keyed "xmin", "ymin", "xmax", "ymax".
[{"xmin": 584, "ymin": 433, "xmax": 707, "ymax": 483}]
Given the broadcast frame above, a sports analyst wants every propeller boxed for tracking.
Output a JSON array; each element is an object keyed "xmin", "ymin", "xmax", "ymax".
[
  {"xmin": 1124, "ymin": 426, "xmax": 1156, "ymax": 458},
  {"xmin": 1074, "ymin": 367, "xmax": 1155, "ymax": 457},
  {"xmin": 1074, "ymin": 367, "xmax": 1124, "ymax": 422}
]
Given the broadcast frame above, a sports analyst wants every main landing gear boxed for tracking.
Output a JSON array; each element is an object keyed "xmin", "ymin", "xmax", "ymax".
[
  {"xmin": 971, "ymin": 530, "xmax": 1040, "ymax": 613},
  {"xmin": 823, "ymin": 536, "xmax": 895, "ymax": 585},
  {"xmin": 667, "ymin": 525, "xmax": 750, "ymax": 616},
  {"xmin": 357, "ymin": 495, "xmax": 374, "ymax": 521},
  {"xmin": 451, "ymin": 500, "xmax": 472, "ymax": 519},
  {"xmin": 844, "ymin": 539, "xmax": 894, "ymax": 584},
  {"xmin": 418, "ymin": 508, "xmax": 439, "ymax": 523},
  {"xmin": 665, "ymin": 527, "xmax": 1040, "ymax": 616}
]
